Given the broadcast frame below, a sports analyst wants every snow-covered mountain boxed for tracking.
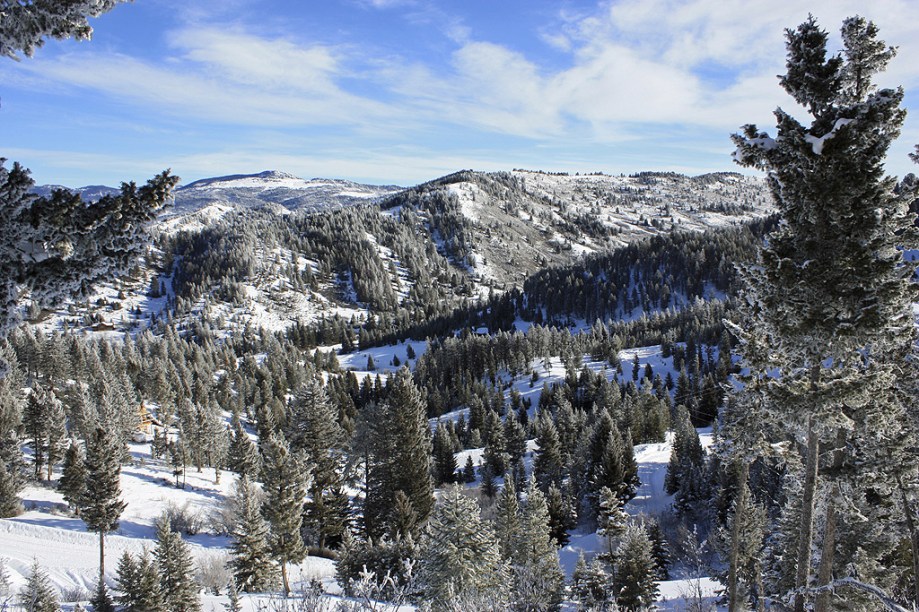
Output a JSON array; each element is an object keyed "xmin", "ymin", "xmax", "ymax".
[
  {"xmin": 29, "ymin": 168, "xmax": 773, "ymax": 338},
  {"xmin": 170, "ymin": 170, "xmax": 403, "ymax": 215},
  {"xmin": 30, "ymin": 183, "xmax": 122, "ymax": 201}
]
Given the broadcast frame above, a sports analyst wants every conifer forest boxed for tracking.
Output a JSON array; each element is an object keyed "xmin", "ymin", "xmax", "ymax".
[{"xmin": 2, "ymin": 3, "xmax": 919, "ymax": 611}]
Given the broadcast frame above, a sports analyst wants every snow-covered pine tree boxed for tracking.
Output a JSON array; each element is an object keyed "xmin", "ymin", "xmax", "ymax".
[
  {"xmin": 229, "ymin": 475, "xmax": 277, "ymax": 592},
  {"xmin": 154, "ymin": 518, "xmax": 201, "ymax": 612},
  {"xmin": 58, "ymin": 438, "xmax": 86, "ymax": 514},
  {"xmin": 261, "ymin": 432, "xmax": 309, "ymax": 596},
  {"xmin": 727, "ymin": 14, "xmax": 919, "ymax": 609},
  {"xmin": 614, "ymin": 523, "xmax": 659, "ymax": 611},
  {"xmin": 572, "ymin": 551, "xmax": 612, "ymax": 610},
  {"xmin": 79, "ymin": 427, "xmax": 126, "ymax": 577},
  {"xmin": 533, "ymin": 410, "xmax": 564, "ymax": 492},
  {"xmin": 114, "ymin": 551, "xmax": 139, "ymax": 610},
  {"xmin": 18, "ymin": 559, "xmax": 58, "ymax": 612},
  {"xmin": 511, "ymin": 478, "xmax": 565, "ymax": 610},
  {"xmin": 418, "ymin": 485, "xmax": 510, "ymax": 610},
  {"xmin": 133, "ymin": 550, "xmax": 164, "ymax": 611},
  {"xmin": 724, "ymin": 467, "xmax": 767, "ymax": 611}
]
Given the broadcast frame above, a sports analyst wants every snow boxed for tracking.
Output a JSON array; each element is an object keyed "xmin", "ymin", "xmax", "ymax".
[
  {"xmin": 804, "ymin": 118, "xmax": 853, "ymax": 155},
  {"xmin": 0, "ymin": 440, "xmax": 338, "ymax": 608}
]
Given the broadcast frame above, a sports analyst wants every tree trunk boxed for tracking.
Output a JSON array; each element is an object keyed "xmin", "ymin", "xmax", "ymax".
[
  {"xmin": 897, "ymin": 477, "xmax": 919, "ymax": 609},
  {"xmin": 794, "ymin": 418, "xmax": 819, "ymax": 612},
  {"xmin": 99, "ymin": 530, "xmax": 106, "ymax": 577},
  {"xmin": 815, "ymin": 486, "xmax": 837, "ymax": 612},
  {"xmin": 728, "ymin": 463, "xmax": 749, "ymax": 612},
  {"xmin": 281, "ymin": 561, "xmax": 290, "ymax": 596},
  {"xmin": 815, "ymin": 428, "xmax": 846, "ymax": 612}
]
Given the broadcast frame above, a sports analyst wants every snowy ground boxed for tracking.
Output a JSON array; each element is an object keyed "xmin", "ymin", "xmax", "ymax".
[{"xmin": 1, "ymin": 441, "xmax": 337, "ymax": 610}]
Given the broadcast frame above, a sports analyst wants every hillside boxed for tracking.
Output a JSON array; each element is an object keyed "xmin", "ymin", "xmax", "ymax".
[{"xmin": 30, "ymin": 169, "xmax": 772, "ymax": 342}]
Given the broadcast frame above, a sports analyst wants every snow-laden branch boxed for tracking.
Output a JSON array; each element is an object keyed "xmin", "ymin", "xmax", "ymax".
[{"xmin": 793, "ymin": 577, "xmax": 913, "ymax": 612}]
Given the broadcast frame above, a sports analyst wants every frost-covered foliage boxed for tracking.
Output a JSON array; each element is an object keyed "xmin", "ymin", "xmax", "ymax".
[
  {"xmin": 724, "ymin": 14, "xmax": 919, "ymax": 608},
  {"xmin": 417, "ymin": 485, "xmax": 510, "ymax": 610},
  {"xmin": 0, "ymin": 0, "xmax": 126, "ymax": 59},
  {"xmin": 0, "ymin": 160, "xmax": 178, "ymax": 337}
]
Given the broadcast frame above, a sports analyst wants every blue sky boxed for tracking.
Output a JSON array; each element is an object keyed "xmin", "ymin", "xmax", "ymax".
[{"xmin": 2, "ymin": 0, "xmax": 919, "ymax": 187}]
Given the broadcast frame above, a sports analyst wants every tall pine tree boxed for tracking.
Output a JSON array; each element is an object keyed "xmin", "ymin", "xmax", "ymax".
[
  {"xmin": 726, "ymin": 14, "xmax": 919, "ymax": 609},
  {"xmin": 79, "ymin": 427, "xmax": 126, "ymax": 578}
]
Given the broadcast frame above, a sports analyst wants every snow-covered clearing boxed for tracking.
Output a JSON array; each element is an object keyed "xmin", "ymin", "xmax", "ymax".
[{"xmin": 1, "ymin": 441, "xmax": 337, "ymax": 609}]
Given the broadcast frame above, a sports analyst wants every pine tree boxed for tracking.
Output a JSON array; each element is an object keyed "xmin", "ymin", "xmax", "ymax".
[
  {"xmin": 79, "ymin": 427, "xmax": 126, "ymax": 577},
  {"xmin": 229, "ymin": 475, "xmax": 277, "ymax": 592},
  {"xmin": 261, "ymin": 433, "xmax": 309, "ymax": 596},
  {"xmin": 725, "ymin": 471, "xmax": 767, "ymax": 611},
  {"xmin": 89, "ymin": 578, "xmax": 114, "ymax": 612},
  {"xmin": 418, "ymin": 485, "xmax": 510, "ymax": 609},
  {"xmin": 512, "ymin": 478, "xmax": 565, "ymax": 610},
  {"xmin": 615, "ymin": 523, "xmax": 658, "ymax": 611},
  {"xmin": 572, "ymin": 552, "xmax": 611, "ymax": 610},
  {"xmin": 727, "ymin": 15, "xmax": 918, "ymax": 608},
  {"xmin": 432, "ymin": 422, "xmax": 457, "ymax": 485},
  {"xmin": 58, "ymin": 439, "xmax": 87, "ymax": 514},
  {"xmin": 18, "ymin": 559, "xmax": 58, "ymax": 612},
  {"xmin": 495, "ymin": 477, "xmax": 520, "ymax": 561},
  {"xmin": 226, "ymin": 415, "xmax": 259, "ymax": 478},
  {"xmin": 154, "ymin": 518, "xmax": 201, "ymax": 611},
  {"xmin": 363, "ymin": 368, "xmax": 433, "ymax": 540},
  {"xmin": 0, "ymin": 347, "xmax": 24, "ymax": 517},
  {"xmin": 0, "ymin": 161, "xmax": 178, "ymax": 338},
  {"xmin": 134, "ymin": 550, "xmax": 165, "ymax": 611},
  {"xmin": 114, "ymin": 551, "xmax": 138, "ymax": 609},
  {"xmin": 287, "ymin": 376, "xmax": 346, "ymax": 550},
  {"xmin": 23, "ymin": 385, "xmax": 66, "ymax": 480},
  {"xmin": 533, "ymin": 411, "xmax": 564, "ymax": 492}
]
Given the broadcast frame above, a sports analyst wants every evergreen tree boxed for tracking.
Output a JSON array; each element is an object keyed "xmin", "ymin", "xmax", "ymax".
[
  {"xmin": 363, "ymin": 368, "xmax": 433, "ymax": 540},
  {"xmin": 726, "ymin": 15, "xmax": 918, "ymax": 608},
  {"xmin": 533, "ymin": 411, "xmax": 564, "ymax": 492},
  {"xmin": 58, "ymin": 439, "xmax": 87, "ymax": 514},
  {"xmin": 0, "ymin": 347, "xmax": 24, "ymax": 517},
  {"xmin": 228, "ymin": 475, "xmax": 277, "ymax": 592},
  {"xmin": 114, "ymin": 551, "xmax": 138, "ymax": 610},
  {"xmin": 287, "ymin": 376, "xmax": 346, "ymax": 550},
  {"xmin": 418, "ymin": 485, "xmax": 510, "ymax": 609},
  {"xmin": 134, "ymin": 550, "xmax": 165, "ymax": 611},
  {"xmin": 615, "ymin": 523, "xmax": 658, "ymax": 611},
  {"xmin": 154, "ymin": 518, "xmax": 201, "ymax": 612},
  {"xmin": 0, "ymin": 0, "xmax": 127, "ymax": 59},
  {"xmin": 18, "ymin": 559, "xmax": 58, "ymax": 612},
  {"xmin": 572, "ymin": 552, "xmax": 611, "ymax": 611},
  {"xmin": 0, "ymin": 161, "xmax": 177, "ymax": 337},
  {"xmin": 115, "ymin": 550, "xmax": 164, "ymax": 612},
  {"xmin": 545, "ymin": 482, "xmax": 574, "ymax": 546},
  {"xmin": 511, "ymin": 478, "xmax": 565, "ymax": 611},
  {"xmin": 79, "ymin": 427, "xmax": 126, "ymax": 577},
  {"xmin": 432, "ymin": 422, "xmax": 457, "ymax": 485},
  {"xmin": 226, "ymin": 415, "xmax": 259, "ymax": 478},
  {"xmin": 495, "ymin": 477, "xmax": 520, "ymax": 561},
  {"xmin": 89, "ymin": 579, "xmax": 114, "ymax": 612},
  {"xmin": 261, "ymin": 433, "xmax": 309, "ymax": 596},
  {"xmin": 23, "ymin": 385, "xmax": 65, "ymax": 481}
]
